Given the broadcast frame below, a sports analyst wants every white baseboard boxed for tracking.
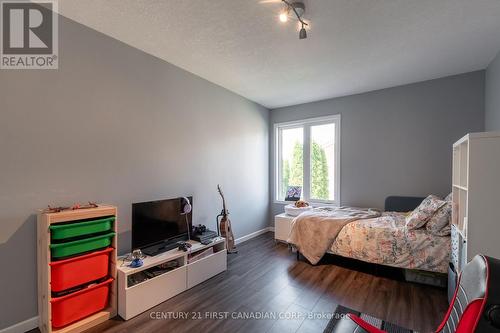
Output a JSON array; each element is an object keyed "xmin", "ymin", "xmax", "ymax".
[
  {"xmin": 235, "ymin": 227, "xmax": 274, "ymax": 244},
  {"xmin": 0, "ymin": 316, "xmax": 38, "ymax": 333}
]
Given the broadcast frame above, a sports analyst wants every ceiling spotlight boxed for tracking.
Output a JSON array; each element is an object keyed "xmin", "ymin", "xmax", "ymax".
[
  {"xmin": 278, "ymin": 1, "xmax": 309, "ymax": 40},
  {"xmin": 279, "ymin": 11, "xmax": 288, "ymax": 22},
  {"xmin": 299, "ymin": 24, "xmax": 307, "ymax": 39}
]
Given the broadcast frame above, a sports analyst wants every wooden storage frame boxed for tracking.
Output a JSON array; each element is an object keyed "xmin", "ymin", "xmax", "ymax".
[
  {"xmin": 118, "ymin": 238, "xmax": 227, "ymax": 320},
  {"xmin": 38, "ymin": 205, "xmax": 118, "ymax": 333}
]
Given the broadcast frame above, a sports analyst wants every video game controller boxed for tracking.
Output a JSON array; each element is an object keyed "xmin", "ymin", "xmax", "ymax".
[{"xmin": 177, "ymin": 241, "xmax": 192, "ymax": 252}]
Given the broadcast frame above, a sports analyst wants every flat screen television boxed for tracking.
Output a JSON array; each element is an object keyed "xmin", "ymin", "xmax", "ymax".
[{"xmin": 132, "ymin": 196, "xmax": 192, "ymax": 256}]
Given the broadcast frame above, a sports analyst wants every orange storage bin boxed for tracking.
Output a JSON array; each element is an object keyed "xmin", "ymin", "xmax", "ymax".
[
  {"xmin": 51, "ymin": 278, "xmax": 113, "ymax": 328},
  {"xmin": 50, "ymin": 247, "xmax": 113, "ymax": 292}
]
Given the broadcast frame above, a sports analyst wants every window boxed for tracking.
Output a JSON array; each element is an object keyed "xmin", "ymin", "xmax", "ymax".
[{"xmin": 275, "ymin": 115, "xmax": 340, "ymax": 205}]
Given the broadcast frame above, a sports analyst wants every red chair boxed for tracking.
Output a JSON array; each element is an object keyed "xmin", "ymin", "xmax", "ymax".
[{"xmin": 332, "ymin": 254, "xmax": 500, "ymax": 333}]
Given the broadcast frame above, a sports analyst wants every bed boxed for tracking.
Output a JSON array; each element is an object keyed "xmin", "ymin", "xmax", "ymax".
[{"xmin": 290, "ymin": 196, "xmax": 451, "ymax": 274}]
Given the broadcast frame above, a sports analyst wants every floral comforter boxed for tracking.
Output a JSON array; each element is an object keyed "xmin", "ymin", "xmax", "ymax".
[
  {"xmin": 288, "ymin": 207, "xmax": 381, "ymax": 265},
  {"xmin": 329, "ymin": 212, "xmax": 450, "ymax": 273}
]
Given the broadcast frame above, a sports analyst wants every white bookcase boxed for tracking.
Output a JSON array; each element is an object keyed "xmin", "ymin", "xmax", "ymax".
[
  {"xmin": 117, "ymin": 238, "xmax": 226, "ymax": 320},
  {"xmin": 452, "ymin": 132, "xmax": 500, "ymax": 271}
]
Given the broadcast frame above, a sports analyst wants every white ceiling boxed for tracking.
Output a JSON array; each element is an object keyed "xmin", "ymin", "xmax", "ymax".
[{"xmin": 57, "ymin": 0, "xmax": 500, "ymax": 109}]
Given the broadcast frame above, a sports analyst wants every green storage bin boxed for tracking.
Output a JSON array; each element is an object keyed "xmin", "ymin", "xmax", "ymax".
[
  {"xmin": 50, "ymin": 232, "xmax": 115, "ymax": 259},
  {"xmin": 50, "ymin": 217, "xmax": 115, "ymax": 240}
]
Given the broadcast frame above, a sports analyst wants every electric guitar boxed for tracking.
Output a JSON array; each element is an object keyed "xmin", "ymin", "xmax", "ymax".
[{"xmin": 217, "ymin": 185, "xmax": 237, "ymax": 253}]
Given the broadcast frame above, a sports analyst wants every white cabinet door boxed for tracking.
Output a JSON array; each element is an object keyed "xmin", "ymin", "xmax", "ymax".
[{"xmin": 187, "ymin": 250, "xmax": 227, "ymax": 289}]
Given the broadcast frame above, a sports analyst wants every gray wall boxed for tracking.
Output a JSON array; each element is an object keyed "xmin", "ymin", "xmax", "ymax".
[
  {"xmin": 0, "ymin": 16, "xmax": 269, "ymax": 329},
  {"xmin": 486, "ymin": 51, "xmax": 500, "ymax": 130},
  {"xmin": 270, "ymin": 71, "xmax": 485, "ymax": 218}
]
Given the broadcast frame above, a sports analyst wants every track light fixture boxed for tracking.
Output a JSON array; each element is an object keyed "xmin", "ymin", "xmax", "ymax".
[
  {"xmin": 278, "ymin": 0, "xmax": 308, "ymax": 40},
  {"xmin": 299, "ymin": 23, "xmax": 307, "ymax": 39}
]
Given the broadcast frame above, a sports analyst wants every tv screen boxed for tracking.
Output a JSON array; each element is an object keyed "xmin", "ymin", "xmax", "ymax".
[{"xmin": 132, "ymin": 197, "xmax": 193, "ymax": 250}]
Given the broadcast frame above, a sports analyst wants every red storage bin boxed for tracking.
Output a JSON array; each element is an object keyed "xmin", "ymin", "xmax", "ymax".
[
  {"xmin": 50, "ymin": 247, "xmax": 112, "ymax": 292},
  {"xmin": 51, "ymin": 278, "xmax": 113, "ymax": 328}
]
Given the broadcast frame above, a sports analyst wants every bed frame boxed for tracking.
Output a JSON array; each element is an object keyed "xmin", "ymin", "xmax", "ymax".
[{"xmin": 383, "ymin": 196, "xmax": 425, "ymax": 212}]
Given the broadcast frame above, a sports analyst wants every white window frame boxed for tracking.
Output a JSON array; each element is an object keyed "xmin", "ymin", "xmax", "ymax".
[{"xmin": 274, "ymin": 114, "xmax": 341, "ymax": 206}]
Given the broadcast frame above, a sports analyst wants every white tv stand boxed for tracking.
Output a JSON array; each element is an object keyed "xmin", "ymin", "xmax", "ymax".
[{"xmin": 117, "ymin": 238, "xmax": 227, "ymax": 320}]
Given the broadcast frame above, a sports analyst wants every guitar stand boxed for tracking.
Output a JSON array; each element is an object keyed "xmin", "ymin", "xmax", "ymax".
[{"xmin": 216, "ymin": 213, "xmax": 238, "ymax": 254}]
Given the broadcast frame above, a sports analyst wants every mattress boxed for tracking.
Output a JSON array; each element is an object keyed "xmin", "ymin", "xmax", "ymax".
[{"xmin": 329, "ymin": 212, "xmax": 450, "ymax": 273}]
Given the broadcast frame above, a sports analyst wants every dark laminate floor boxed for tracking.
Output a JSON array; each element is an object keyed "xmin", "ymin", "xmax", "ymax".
[{"xmin": 33, "ymin": 232, "xmax": 449, "ymax": 333}]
